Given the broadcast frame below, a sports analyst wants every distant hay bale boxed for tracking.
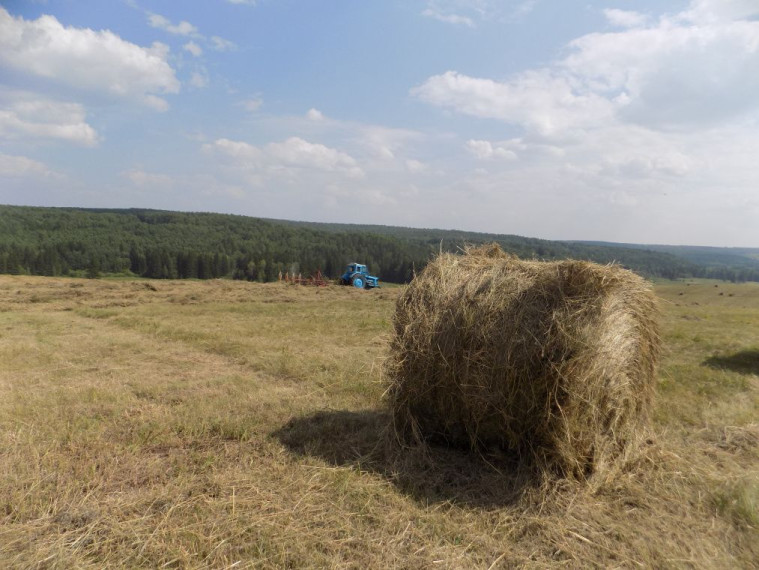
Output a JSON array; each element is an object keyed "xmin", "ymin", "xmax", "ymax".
[{"xmin": 386, "ymin": 244, "xmax": 660, "ymax": 479}]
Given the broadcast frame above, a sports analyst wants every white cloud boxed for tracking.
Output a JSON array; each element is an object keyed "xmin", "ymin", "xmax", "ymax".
[
  {"xmin": 142, "ymin": 95, "xmax": 171, "ymax": 112},
  {"xmin": 412, "ymin": 70, "xmax": 615, "ymax": 135},
  {"xmin": 0, "ymin": 90, "xmax": 98, "ymax": 146},
  {"xmin": 405, "ymin": 159, "xmax": 428, "ymax": 173},
  {"xmin": 513, "ymin": 0, "xmax": 539, "ymax": 18},
  {"xmin": 682, "ymin": 0, "xmax": 759, "ymax": 24},
  {"xmin": 242, "ymin": 98, "xmax": 263, "ymax": 112},
  {"xmin": 147, "ymin": 13, "xmax": 198, "ymax": 37},
  {"xmin": 355, "ymin": 125, "xmax": 423, "ymax": 162},
  {"xmin": 421, "ymin": 8, "xmax": 475, "ymax": 28},
  {"xmin": 210, "ymin": 36, "xmax": 236, "ymax": 51},
  {"xmin": 444, "ymin": 122, "xmax": 759, "ymax": 243},
  {"xmin": 227, "ymin": 0, "xmax": 257, "ymax": 4},
  {"xmin": 147, "ymin": 11, "xmax": 236, "ymax": 56},
  {"xmin": 190, "ymin": 70, "xmax": 209, "ymax": 88},
  {"xmin": 421, "ymin": 1, "xmax": 534, "ymax": 27},
  {"xmin": 208, "ymin": 137, "xmax": 364, "ymax": 178},
  {"xmin": 194, "ymin": 116, "xmax": 437, "ymax": 221},
  {"xmin": 564, "ymin": 16, "xmax": 759, "ymax": 127},
  {"xmin": 465, "ymin": 139, "xmax": 517, "ymax": 160},
  {"xmin": 208, "ymin": 138, "xmax": 262, "ymax": 160},
  {"xmin": 233, "ymin": 112, "xmax": 425, "ymax": 167},
  {"xmin": 183, "ymin": 41, "xmax": 203, "ymax": 57},
  {"xmin": 268, "ymin": 138, "xmax": 364, "ymax": 177},
  {"xmin": 603, "ymin": 9, "xmax": 648, "ymax": 28},
  {"xmin": 0, "ymin": 8, "xmax": 180, "ymax": 109},
  {"xmin": 413, "ymin": 2, "xmax": 759, "ymax": 133},
  {"xmin": 0, "ymin": 153, "xmax": 56, "ymax": 178},
  {"xmin": 466, "ymin": 139, "xmax": 494, "ymax": 159}
]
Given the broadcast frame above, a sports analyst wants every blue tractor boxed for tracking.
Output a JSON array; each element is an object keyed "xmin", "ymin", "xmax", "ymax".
[{"xmin": 340, "ymin": 263, "xmax": 380, "ymax": 289}]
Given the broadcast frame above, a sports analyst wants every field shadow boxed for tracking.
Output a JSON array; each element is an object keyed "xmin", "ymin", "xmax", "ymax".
[
  {"xmin": 273, "ymin": 409, "xmax": 534, "ymax": 509},
  {"xmin": 703, "ymin": 350, "xmax": 759, "ymax": 375}
]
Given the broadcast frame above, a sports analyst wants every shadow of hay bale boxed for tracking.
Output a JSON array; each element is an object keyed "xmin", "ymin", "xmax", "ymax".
[
  {"xmin": 273, "ymin": 410, "xmax": 535, "ymax": 508},
  {"xmin": 703, "ymin": 350, "xmax": 759, "ymax": 375}
]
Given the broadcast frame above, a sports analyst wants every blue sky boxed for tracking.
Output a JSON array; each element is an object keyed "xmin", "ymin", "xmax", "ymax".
[{"xmin": 1, "ymin": 0, "xmax": 758, "ymax": 246}]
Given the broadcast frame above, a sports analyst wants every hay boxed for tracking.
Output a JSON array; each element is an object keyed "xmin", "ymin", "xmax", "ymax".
[{"xmin": 386, "ymin": 244, "xmax": 660, "ymax": 479}]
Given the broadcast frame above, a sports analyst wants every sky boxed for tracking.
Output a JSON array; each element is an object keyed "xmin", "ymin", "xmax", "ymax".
[{"xmin": 1, "ymin": 0, "xmax": 758, "ymax": 247}]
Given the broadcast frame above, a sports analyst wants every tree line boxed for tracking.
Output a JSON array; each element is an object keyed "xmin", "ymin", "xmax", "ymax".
[
  {"xmin": 2, "ymin": 205, "xmax": 759, "ymax": 283},
  {"xmin": 0, "ymin": 207, "xmax": 424, "ymax": 282}
]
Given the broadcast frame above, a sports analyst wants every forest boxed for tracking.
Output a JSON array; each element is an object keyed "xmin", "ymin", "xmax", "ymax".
[{"xmin": 2, "ymin": 205, "xmax": 759, "ymax": 283}]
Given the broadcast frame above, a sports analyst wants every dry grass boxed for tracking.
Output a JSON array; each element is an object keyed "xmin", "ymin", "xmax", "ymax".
[
  {"xmin": 1, "ymin": 274, "xmax": 757, "ymax": 568},
  {"xmin": 386, "ymin": 245, "xmax": 660, "ymax": 481}
]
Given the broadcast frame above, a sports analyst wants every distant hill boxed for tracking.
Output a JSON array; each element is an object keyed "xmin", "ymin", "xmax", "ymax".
[
  {"xmin": 574, "ymin": 241, "xmax": 759, "ymax": 282},
  {"xmin": 273, "ymin": 218, "xmax": 706, "ymax": 278},
  {"xmin": 1, "ymin": 205, "xmax": 757, "ymax": 283}
]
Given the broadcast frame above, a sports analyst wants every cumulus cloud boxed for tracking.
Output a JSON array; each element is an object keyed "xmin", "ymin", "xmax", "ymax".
[
  {"xmin": 513, "ymin": 0, "xmax": 539, "ymax": 18},
  {"xmin": 232, "ymin": 111, "xmax": 424, "ymax": 168},
  {"xmin": 421, "ymin": 0, "xmax": 535, "ymax": 27},
  {"xmin": 412, "ymin": 70, "xmax": 615, "ymax": 135},
  {"xmin": 356, "ymin": 125, "xmax": 423, "ymax": 162},
  {"xmin": 413, "ymin": 1, "xmax": 759, "ymax": 132},
  {"xmin": 207, "ymin": 138, "xmax": 260, "ymax": 160},
  {"xmin": 0, "ymin": 90, "xmax": 98, "ymax": 146},
  {"xmin": 682, "ymin": 0, "xmax": 759, "ymax": 24},
  {"xmin": 465, "ymin": 139, "xmax": 517, "ymax": 160},
  {"xmin": 208, "ymin": 137, "xmax": 364, "ymax": 178},
  {"xmin": 210, "ymin": 36, "xmax": 236, "ymax": 51},
  {"xmin": 405, "ymin": 159, "xmax": 428, "ymax": 173},
  {"xmin": 268, "ymin": 138, "xmax": 363, "ymax": 176},
  {"xmin": 189, "ymin": 70, "xmax": 209, "ymax": 88},
  {"xmin": 564, "ymin": 17, "xmax": 759, "ymax": 128},
  {"xmin": 146, "ymin": 11, "xmax": 235, "ymax": 56},
  {"xmin": 0, "ymin": 8, "xmax": 179, "ymax": 110},
  {"xmin": 183, "ymin": 41, "xmax": 203, "ymax": 57},
  {"xmin": 421, "ymin": 8, "xmax": 475, "ymax": 28},
  {"xmin": 603, "ymin": 9, "xmax": 648, "ymax": 28},
  {"xmin": 147, "ymin": 13, "xmax": 198, "ymax": 36},
  {"xmin": 242, "ymin": 98, "xmax": 263, "ymax": 112},
  {"xmin": 0, "ymin": 153, "xmax": 56, "ymax": 178}
]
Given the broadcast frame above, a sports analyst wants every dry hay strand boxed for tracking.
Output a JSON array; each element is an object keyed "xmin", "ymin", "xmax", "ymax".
[{"xmin": 386, "ymin": 244, "xmax": 661, "ymax": 481}]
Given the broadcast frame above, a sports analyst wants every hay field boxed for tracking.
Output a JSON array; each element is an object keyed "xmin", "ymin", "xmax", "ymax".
[{"xmin": 1, "ymin": 275, "xmax": 757, "ymax": 568}]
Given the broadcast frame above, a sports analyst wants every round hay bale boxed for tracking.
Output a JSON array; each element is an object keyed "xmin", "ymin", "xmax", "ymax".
[{"xmin": 386, "ymin": 244, "xmax": 660, "ymax": 479}]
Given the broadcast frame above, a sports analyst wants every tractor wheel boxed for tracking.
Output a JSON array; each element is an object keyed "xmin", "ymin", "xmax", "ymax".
[{"xmin": 352, "ymin": 276, "xmax": 365, "ymax": 289}]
